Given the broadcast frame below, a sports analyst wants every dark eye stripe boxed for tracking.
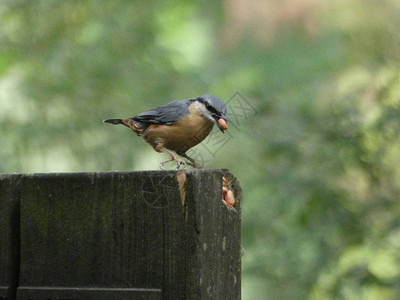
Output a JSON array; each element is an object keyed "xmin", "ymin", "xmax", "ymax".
[
  {"xmin": 205, "ymin": 102, "xmax": 218, "ymax": 114},
  {"xmin": 209, "ymin": 106, "xmax": 218, "ymax": 115},
  {"xmin": 198, "ymin": 98, "xmax": 221, "ymax": 116}
]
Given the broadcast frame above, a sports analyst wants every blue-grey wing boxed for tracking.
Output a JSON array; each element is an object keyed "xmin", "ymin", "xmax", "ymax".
[{"xmin": 131, "ymin": 99, "xmax": 192, "ymax": 125}]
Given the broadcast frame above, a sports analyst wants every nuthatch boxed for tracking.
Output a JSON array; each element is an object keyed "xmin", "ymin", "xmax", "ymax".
[{"xmin": 103, "ymin": 94, "xmax": 229, "ymax": 169}]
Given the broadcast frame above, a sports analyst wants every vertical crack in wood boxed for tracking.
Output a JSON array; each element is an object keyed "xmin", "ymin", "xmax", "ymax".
[{"xmin": 176, "ymin": 170, "xmax": 188, "ymax": 220}]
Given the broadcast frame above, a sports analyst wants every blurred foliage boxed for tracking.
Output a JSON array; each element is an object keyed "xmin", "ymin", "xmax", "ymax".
[{"xmin": 1, "ymin": 0, "xmax": 400, "ymax": 299}]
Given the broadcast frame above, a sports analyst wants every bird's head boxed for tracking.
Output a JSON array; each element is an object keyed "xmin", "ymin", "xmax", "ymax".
[{"xmin": 194, "ymin": 94, "xmax": 229, "ymax": 132}]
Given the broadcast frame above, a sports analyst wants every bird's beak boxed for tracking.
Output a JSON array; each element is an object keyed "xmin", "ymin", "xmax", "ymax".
[{"xmin": 220, "ymin": 114, "xmax": 229, "ymax": 122}]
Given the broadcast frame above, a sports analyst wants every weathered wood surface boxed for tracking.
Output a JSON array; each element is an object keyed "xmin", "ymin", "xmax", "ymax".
[
  {"xmin": 0, "ymin": 175, "xmax": 21, "ymax": 300},
  {"xmin": 0, "ymin": 169, "xmax": 241, "ymax": 300}
]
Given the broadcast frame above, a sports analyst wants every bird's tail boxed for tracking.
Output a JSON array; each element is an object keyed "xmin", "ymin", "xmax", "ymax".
[
  {"xmin": 103, "ymin": 118, "xmax": 123, "ymax": 125},
  {"xmin": 103, "ymin": 118, "xmax": 144, "ymax": 136}
]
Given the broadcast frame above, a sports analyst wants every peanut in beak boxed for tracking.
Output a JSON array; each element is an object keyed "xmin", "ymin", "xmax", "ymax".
[{"xmin": 218, "ymin": 118, "xmax": 228, "ymax": 131}]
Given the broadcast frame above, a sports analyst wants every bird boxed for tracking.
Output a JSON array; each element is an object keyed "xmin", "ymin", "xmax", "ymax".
[{"xmin": 103, "ymin": 94, "xmax": 229, "ymax": 169}]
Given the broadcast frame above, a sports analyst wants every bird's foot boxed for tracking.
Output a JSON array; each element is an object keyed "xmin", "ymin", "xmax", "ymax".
[
  {"xmin": 186, "ymin": 160, "xmax": 202, "ymax": 169},
  {"xmin": 180, "ymin": 153, "xmax": 202, "ymax": 169},
  {"xmin": 175, "ymin": 156, "xmax": 187, "ymax": 169},
  {"xmin": 159, "ymin": 153, "xmax": 187, "ymax": 170}
]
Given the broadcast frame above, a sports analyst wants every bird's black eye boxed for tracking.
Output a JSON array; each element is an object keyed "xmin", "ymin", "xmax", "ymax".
[
  {"xmin": 201, "ymin": 100, "xmax": 212, "ymax": 110},
  {"xmin": 208, "ymin": 106, "xmax": 219, "ymax": 115}
]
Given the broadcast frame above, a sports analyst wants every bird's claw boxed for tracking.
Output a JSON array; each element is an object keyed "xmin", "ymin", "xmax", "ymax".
[
  {"xmin": 176, "ymin": 159, "xmax": 187, "ymax": 169},
  {"xmin": 159, "ymin": 153, "xmax": 187, "ymax": 170}
]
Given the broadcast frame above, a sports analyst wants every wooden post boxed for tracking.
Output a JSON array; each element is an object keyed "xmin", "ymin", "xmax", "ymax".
[
  {"xmin": 0, "ymin": 169, "xmax": 241, "ymax": 299},
  {"xmin": 0, "ymin": 175, "xmax": 21, "ymax": 300}
]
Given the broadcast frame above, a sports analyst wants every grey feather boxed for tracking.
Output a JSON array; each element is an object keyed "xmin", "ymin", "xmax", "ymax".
[{"xmin": 130, "ymin": 99, "xmax": 193, "ymax": 125}]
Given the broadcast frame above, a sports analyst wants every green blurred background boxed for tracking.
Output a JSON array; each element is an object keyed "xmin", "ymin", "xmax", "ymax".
[{"xmin": 2, "ymin": 0, "xmax": 400, "ymax": 298}]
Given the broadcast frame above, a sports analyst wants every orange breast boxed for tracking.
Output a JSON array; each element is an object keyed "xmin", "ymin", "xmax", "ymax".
[{"xmin": 143, "ymin": 114, "xmax": 214, "ymax": 154}]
